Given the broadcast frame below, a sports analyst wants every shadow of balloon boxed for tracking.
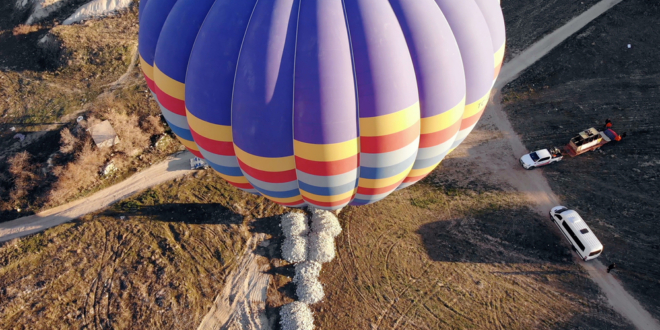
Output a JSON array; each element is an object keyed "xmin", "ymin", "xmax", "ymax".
[
  {"xmin": 417, "ymin": 206, "xmax": 572, "ymax": 264},
  {"xmin": 103, "ymin": 202, "xmax": 244, "ymax": 225}
]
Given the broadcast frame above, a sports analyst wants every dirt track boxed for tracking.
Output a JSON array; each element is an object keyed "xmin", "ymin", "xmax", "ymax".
[
  {"xmin": 491, "ymin": 0, "xmax": 659, "ymax": 327},
  {"xmin": 0, "ymin": 151, "xmax": 194, "ymax": 242}
]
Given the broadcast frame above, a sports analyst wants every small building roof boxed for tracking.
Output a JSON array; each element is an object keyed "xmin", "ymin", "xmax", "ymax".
[{"xmin": 89, "ymin": 120, "xmax": 120, "ymax": 148}]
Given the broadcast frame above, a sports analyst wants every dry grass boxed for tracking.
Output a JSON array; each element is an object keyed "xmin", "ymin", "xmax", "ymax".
[
  {"xmin": 265, "ymin": 179, "xmax": 631, "ymax": 330},
  {"xmin": 0, "ymin": 169, "xmax": 287, "ymax": 329}
]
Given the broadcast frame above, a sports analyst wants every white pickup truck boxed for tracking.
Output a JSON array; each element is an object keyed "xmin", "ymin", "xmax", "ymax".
[{"xmin": 519, "ymin": 147, "xmax": 563, "ymax": 169}]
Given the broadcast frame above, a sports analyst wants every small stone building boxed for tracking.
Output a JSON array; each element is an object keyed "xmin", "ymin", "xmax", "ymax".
[{"xmin": 89, "ymin": 120, "xmax": 120, "ymax": 148}]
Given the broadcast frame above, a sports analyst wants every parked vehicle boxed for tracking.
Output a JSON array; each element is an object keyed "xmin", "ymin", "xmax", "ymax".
[
  {"xmin": 563, "ymin": 127, "xmax": 621, "ymax": 157},
  {"xmin": 549, "ymin": 206, "xmax": 603, "ymax": 261},
  {"xmin": 190, "ymin": 157, "xmax": 209, "ymax": 170},
  {"xmin": 519, "ymin": 147, "xmax": 563, "ymax": 169}
]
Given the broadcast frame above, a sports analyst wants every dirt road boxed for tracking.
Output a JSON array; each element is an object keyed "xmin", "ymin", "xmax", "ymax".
[
  {"xmin": 196, "ymin": 234, "xmax": 272, "ymax": 330},
  {"xmin": 490, "ymin": 0, "xmax": 660, "ymax": 327},
  {"xmin": 0, "ymin": 151, "xmax": 194, "ymax": 242}
]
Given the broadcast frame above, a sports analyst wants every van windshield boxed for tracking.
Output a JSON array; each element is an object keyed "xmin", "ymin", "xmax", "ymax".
[{"xmin": 589, "ymin": 249, "xmax": 602, "ymax": 256}]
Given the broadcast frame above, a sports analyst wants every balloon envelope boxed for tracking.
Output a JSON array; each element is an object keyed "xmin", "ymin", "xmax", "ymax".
[{"xmin": 138, "ymin": 0, "xmax": 505, "ymax": 210}]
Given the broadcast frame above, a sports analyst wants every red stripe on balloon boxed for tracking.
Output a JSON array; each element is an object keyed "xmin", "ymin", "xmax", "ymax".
[
  {"xmin": 418, "ymin": 120, "xmax": 461, "ymax": 148},
  {"xmin": 153, "ymin": 84, "xmax": 186, "ymax": 116},
  {"xmin": 226, "ymin": 181, "xmax": 255, "ymax": 190},
  {"xmin": 304, "ymin": 195, "xmax": 353, "ymax": 208},
  {"xmin": 237, "ymin": 159, "xmax": 297, "ymax": 183},
  {"xmin": 188, "ymin": 148, "xmax": 204, "ymax": 158},
  {"xmin": 494, "ymin": 61, "xmax": 503, "ymax": 79},
  {"xmin": 402, "ymin": 173, "xmax": 427, "ymax": 183},
  {"xmin": 460, "ymin": 107, "xmax": 486, "ymax": 130},
  {"xmin": 143, "ymin": 72, "xmax": 156, "ymax": 91},
  {"xmin": 356, "ymin": 179, "xmax": 404, "ymax": 196},
  {"xmin": 295, "ymin": 154, "xmax": 358, "ymax": 176},
  {"xmin": 278, "ymin": 199, "xmax": 306, "ymax": 206},
  {"xmin": 360, "ymin": 121, "xmax": 420, "ymax": 154},
  {"xmin": 190, "ymin": 129, "xmax": 236, "ymax": 156}
]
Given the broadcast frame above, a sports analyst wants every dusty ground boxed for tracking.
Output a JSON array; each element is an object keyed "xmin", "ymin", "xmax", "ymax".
[
  {"xmin": 502, "ymin": 0, "xmax": 660, "ymax": 319},
  {"xmin": 501, "ymin": 0, "xmax": 602, "ymax": 62},
  {"xmin": 0, "ymin": 169, "xmax": 287, "ymax": 329}
]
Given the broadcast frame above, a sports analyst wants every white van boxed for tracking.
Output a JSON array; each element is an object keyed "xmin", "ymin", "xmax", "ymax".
[{"xmin": 549, "ymin": 206, "xmax": 603, "ymax": 261}]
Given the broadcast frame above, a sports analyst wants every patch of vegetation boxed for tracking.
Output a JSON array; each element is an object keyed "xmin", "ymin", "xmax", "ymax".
[{"xmin": 0, "ymin": 169, "xmax": 286, "ymax": 329}]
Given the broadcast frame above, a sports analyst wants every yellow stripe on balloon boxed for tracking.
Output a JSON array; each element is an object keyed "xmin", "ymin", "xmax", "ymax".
[
  {"xmin": 264, "ymin": 195, "xmax": 304, "ymax": 204},
  {"xmin": 494, "ymin": 42, "xmax": 506, "ymax": 67},
  {"xmin": 139, "ymin": 55, "xmax": 154, "ymax": 81},
  {"xmin": 176, "ymin": 136, "xmax": 199, "ymax": 151},
  {"xmin": 217, "ymin": 173, "xmax": 250, "ymax": 184},
  {"xmin": 420, "ymin": 98, "xmax": 465, "ymax": 134},
  {"xmin": 407, "ymin": 162, "xmax": 440, "ymax": 178},
  {"xmin": 359, "ymin": 102, "xmax": 420, "ymax": 137},
  {"xmin": 154, "ymin": 64, "xmax": 185, "ymax": 100},
  {"xmin": 186, "ymin": 108, "xmax": 233, "ymax": 142},
  {"xmin": 234, "ymin": 145, "xmax": 296, "ymax": 172},
  {"xmin": 300, "ymin": 188, "xmax": 356, "ymax": 202},
  {"xmin": 463, "ymin": 93, "xmax": 490, "ymax": 119},
  {"xmin": 358, "ymin": 164, "xmax": 413, "ymax": 188},
  {"xmin": 294, "ymin": 138, "xmax": 358, "ymax": 162}
]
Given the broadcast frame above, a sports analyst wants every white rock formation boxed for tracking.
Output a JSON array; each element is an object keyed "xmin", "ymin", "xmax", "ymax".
[{"xmin": 63, "ymin": 0, "xmax": 132, "ymax": 25}]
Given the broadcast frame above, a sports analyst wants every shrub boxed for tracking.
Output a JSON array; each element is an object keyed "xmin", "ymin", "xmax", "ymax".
[
  {"xmin": 59, "ymin": 127, "xmax": 78, "ymax": 154},
  {"xmin": 281, "ymin": 212, "xmax": 309, "ymax": 238},
  {"xmin": 280, "ymin": 302, "xmax": 315, "ymax": 330},
  {"xmin": 310, "ymin": 208, "xmax": 342, "ymax": 238},
  {"xmin": 8, "ymin": 151, "xmax": 40, "ymax": 204},
  {"xmin": 281, "ymin": 235, "xmax": 308, "ymax": 263},
  {"xmin": 307, "ymin": 232, "xmax": 335, "ymax": 264}
]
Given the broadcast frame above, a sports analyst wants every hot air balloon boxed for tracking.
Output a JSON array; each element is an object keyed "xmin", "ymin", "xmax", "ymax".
[{"xmin": 138, "ymin": 0, "xmax": 505, "ymax": 210}]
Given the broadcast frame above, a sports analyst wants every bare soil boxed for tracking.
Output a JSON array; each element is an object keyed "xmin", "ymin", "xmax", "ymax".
[{"xmin": 501, "ymin": 0, "xmax": 660, "ymax": 320}]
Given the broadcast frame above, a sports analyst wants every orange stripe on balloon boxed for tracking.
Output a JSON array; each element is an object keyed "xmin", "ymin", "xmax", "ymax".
[
  {"xmin": 237, "ymin": 158, "xmax": 297, "ymax": 183},
  {"xmin": 304, "ymin": 195, "xmax": 354, "ymax": 208},
  {"xmin": 153, "ymin": 83, "xmax": 186, "ymax": 116},
  {"xmin": 418, "ymin": 120, "xmax": 461, "ymax": 148},
  {"xmin": 356, "ymin": 180, "xmax": 404, "ymax": 196},
  {"xmin": 278, "ymin": 199, "xmax": 306, "ymax": 206},
  {"xmin": 360, "ymin": 121, "xmax": 420, "ymax": 154},
  {"xmin": 295, "ymin": 154, "xmax": 358, "ymax": 176},
  {"xmin": 190, "ymin": 129, "xmax": 236, "ymax": 156},
  {"xmin": 460, "ymin": 107, "xmax": 486, "ymax": 130}
]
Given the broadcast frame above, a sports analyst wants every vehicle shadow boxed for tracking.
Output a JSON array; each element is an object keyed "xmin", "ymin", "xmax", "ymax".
[{"xmin": 417, "ymin": 207, "xmax": 573, "ymax": 265}]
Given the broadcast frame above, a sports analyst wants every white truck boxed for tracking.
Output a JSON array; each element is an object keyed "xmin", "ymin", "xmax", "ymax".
[{"xmin": 519, "ymin": 147, "xmax": 563, "ymax": 169}]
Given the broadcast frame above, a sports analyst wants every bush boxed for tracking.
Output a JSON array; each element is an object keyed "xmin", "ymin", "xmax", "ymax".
[
  {"xmin": 280, "ymin": 302, "xmax": 315, "ymax": 330},
  {"xmin": 7, "ymin": 151, "xmax": 40, "ymax": 205},
  {"xmin": 141, "ymin": 115, "xmax": 165, "ymax": 136},
  {"xmin": 281, "ymin": 235, "xmax": 308, "ymax": 263},
  {"xmin": 281, "ymin": 212, "xmax": 309, "ymax": 238},
  {"xmin": 307, "ymin": 232, "xmax": 335, "ymax": 263},
  {"xmin": 49, "ymin": 140, "xmax": 108, "ymax": 204},
  {"xmin": 310, "ymin": 208, "xmax": 342, "ymax": 238},
  {"xmin": 59, "ymin": 127, "xmax": 78, "ymax": 154},
  {"xmin": 293, "ymin": 261, "xmax": 322, "ymax": 284},
  {"xmin": 295, "ymin": 278, "xmax": 324, "ymax": 305}
]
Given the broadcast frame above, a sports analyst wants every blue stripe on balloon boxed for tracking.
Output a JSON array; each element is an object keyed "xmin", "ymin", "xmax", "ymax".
[
  {"xmin": 252, "ymin": 186, "xmax": 301, "ymax": 199},
  {"xmin": 298, "ymin": 180, "xmax": 357, "ymax": 197},
  {"xmin": 359, "ymin": 152, "xmax": 417, "ymax": 179},
  {"xmin": 165, "ymin": 119, "xmax": 194, "ymax": 141}
]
